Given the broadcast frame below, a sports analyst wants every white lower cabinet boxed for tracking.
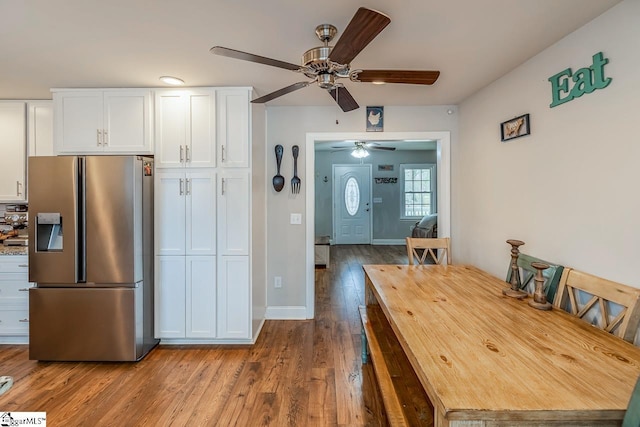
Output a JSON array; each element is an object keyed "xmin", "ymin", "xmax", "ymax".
[
  {"xmin": 155, "ymin": 255, "xmax": 216, "ymax": 339},
  {"xmin": 0, "ymin": 256, "xmax": 32, "ymax": 343},
  {"xmin": 217, "ymin": 256, "xmax": 250, "ymax": 339}
]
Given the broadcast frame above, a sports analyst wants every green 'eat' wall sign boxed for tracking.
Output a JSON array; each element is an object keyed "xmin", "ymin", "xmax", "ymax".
[{"xmin": 548, "ymin": 52, "xmax": 612, "ymax": 108}]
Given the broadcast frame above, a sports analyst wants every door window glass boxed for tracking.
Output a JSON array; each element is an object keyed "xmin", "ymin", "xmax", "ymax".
[{"xmin": 344, "ymin": 177, "xmax": 360, "ymax": 216}]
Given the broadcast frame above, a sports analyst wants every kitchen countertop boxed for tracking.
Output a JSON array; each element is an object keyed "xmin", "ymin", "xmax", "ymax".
[{"xmin": 0, "ymin": 245, "xmax": 28, "ymax": 255}]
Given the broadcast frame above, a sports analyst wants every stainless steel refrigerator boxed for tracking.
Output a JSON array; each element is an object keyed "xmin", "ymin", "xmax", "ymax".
[{"xmin": 28, "ymin": 155, "xmax": 159, "ymax": 361}]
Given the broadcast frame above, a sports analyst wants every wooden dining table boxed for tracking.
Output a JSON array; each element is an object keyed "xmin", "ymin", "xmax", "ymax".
[{"xmin": 363, "ymin": 264, "xmax": 640, "ymax": 427}]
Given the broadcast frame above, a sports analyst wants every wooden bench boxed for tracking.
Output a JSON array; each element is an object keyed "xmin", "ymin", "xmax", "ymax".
[
  {"xmin": 359, "ymin": 305, "xmax": 434, "ymax": 426},
  {"xmin": 314, "ymin": 236, "xmax": 330, "ymax": 267}
]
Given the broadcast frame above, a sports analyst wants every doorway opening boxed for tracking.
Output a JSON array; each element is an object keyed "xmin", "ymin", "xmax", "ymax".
[{"xmin": 305, "ymin": 131, "xmax": 451, "ymax": 318}]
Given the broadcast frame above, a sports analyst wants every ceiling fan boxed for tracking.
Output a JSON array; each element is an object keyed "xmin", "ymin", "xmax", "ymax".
[
  {"xmin": 210, "ymin": 7, "xmax": 440, "ymax": 112},
  {"xmin": 332, "ymin": 141, "xmax": 396, "ymax": 158}
]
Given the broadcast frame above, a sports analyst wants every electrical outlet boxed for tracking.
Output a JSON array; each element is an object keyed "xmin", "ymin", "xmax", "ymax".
[{"xmin": 274, "ymin": 276, "xmax": 282, "ymax": 288}]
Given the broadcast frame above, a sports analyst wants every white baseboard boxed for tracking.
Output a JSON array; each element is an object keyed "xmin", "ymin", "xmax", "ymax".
[
  {"xmin": 372, "ymin": 239, "xmax": 406, "ymax": 245},
  {"xmin": 265, "ymin": 306, "xmax": 308, "ymax": 320}
]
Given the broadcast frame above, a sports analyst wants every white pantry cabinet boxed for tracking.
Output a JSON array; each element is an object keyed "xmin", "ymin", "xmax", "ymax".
[
  {"xmin": 155, "ymin": 89, "xmax": 216, "ymax": 168},
  {"xmin": 0, "ymin": 256, "xmax": 32, "ymax": 343},
  {"xmin": 53, "ymin": 89, "xmax": 152, "ymax": 154},
  {"xmin": 155, "ymin": 170, "xmax": 216, "ymax": 256},
  {"xmin": 155, "ymin": 255, "xmax": 216, "ymax": 339},
  {"xmin": 0, "ymin": 102, "xmax": 26, "ymax": 202},
  {"xmin": 154, "ymin": 87, "xmax": 262, "ymax": 345}
]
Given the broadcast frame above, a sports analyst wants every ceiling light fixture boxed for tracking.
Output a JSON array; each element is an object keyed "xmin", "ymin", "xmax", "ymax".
[
  {"xmin": 159, "ymin": 76, "xmax": 185, "ymax": 86},
  {"xmin": 351, "ymin": 146, "xmax": 370, "ymax": 158}
]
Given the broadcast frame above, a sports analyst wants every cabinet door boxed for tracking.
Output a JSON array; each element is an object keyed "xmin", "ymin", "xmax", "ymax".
[
  {"xmin": 54, "ymin": 91, "xmax": 103, "ymax": 153},
  {"xmin": 0, "ymin": 102, "xmax": 26, "ymax": 202},
  {"xmin": 27, "ymin": 101, "xmax": 54, "ymax": 157},
  {"xmin": 218, "ymin": 171, "xmax": 250, "ymax": 256},
  {"xmin": 217, "ymin": 89, "xmax": 249, "ymax": 168},
  {"xmin": 155, "ymin": 256, "xmax": 186, "ymax": 338},
  {"xmin": 186, "ymin": 171, "xmax": 216, "ymax": 255},
  {"xmin": 186, "ymin": 256, "xmax": 216, "ymax": 338},
  {"xmin": 103, "ymin": 90, "xmax": 152, "ymax": 153},
  {"xmin": 155, "ymin": 171, "xmax": 186, "ymax": 256},
  {"xmin": 155, "ymin": 90, "xmax": 187, "ymax": 168},
  {"xmin": 217, "ymin": 256, "xmax": 249, "ymax": 339},
  {"xmin": 187, "ymin": 89, "xmax": 216, "ymax": 168}
]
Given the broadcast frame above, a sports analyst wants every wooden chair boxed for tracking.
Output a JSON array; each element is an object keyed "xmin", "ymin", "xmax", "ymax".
[
  {"xmin": 623, "ymin": 376, "xmax": 640, "ymax": 427},
  {"xmin": 406, "ymin": 237, "xmax": 451, "ymax": 265},
  {"xmin": 554, "ymin": 268, "xmax": 640, "ymax": 343},
  {"xmin": 505, "ymin": 253, "xmax": 564, "ymax": 302}
]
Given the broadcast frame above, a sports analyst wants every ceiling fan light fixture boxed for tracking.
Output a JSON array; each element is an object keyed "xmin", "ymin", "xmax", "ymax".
[
  {"xmin": 372, "ymin": 81, "xmax": 385, "ymax": 85},
  {"xmin": 159, "ymin": 76, "xmax": 185, "ymax": 86},
  {"xmin": 351, "ymin": 146, "xmax": 370, "ymax": 158}
]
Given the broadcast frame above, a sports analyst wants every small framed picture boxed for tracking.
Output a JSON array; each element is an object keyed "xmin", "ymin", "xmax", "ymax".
[
  {"xmin": 366, "ymin": 106, "xmax": 384, "ymax": 132},
  {"xmin": 501, "ymin": 114, "xmax": 530, "ymax": 142}
]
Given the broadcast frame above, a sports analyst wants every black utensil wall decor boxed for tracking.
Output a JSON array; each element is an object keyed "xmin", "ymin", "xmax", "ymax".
[
  {"xmin": 273, "ymin": 144, "xmax": 285, "ymax": 192},
  {"xmin": 291, "ymin": 145, "xmax": 301, "ymax": 194}
]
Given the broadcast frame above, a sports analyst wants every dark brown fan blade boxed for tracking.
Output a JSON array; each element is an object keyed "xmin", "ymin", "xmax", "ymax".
[
  {"xmin": 370, "ymin": 146, "xmax": 396, "ymax": 151},
  {"xmin": 329, "ymin": 8, "xmax": 390, "ymax": 65},
  {"xmin": 352, "ymin": 70, "xmax": 440, "ymax": 85},
  {"xmin": 329, "ymin": 86, "xmax": 359, "ymax": 112},
  {"xmin": 210, "ymin": 46, "xmax": 300, "ymax": 71},
  {"xmin": 251, "ymin": 82, "xmax": 311, "ymax": 104}
]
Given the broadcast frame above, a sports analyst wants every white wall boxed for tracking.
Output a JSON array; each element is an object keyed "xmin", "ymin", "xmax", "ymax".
[
  {"xmin": 266, "ymin": 105, "xmax": 457, "ymax": 313},
  {"xmin": 456, "ymin": 0, "xmax": 640, "ymax": 287}
]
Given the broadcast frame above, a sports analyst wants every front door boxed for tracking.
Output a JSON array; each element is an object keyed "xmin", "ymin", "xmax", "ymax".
[{"xmin": 333, "ymin": 164, "xmax": 371, "ymax": 244}]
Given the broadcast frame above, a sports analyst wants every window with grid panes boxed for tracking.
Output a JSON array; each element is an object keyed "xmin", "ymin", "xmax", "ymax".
[{"xmin": 400, "ymin": 164, "xmax": 436, "ymax": 219}]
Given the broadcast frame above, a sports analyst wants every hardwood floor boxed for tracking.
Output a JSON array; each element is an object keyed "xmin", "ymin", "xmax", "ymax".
[{"xmin": 0, "ymin": 245, "xmax": 408, "ymax": 426}]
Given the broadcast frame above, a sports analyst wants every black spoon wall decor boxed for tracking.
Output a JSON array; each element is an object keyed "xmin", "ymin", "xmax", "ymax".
[{"xmin": 273, "ymin": 144, "xmax": 285, "ymax": 192}]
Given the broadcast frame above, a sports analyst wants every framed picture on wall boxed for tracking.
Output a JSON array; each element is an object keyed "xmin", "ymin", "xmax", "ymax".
[
  {"xmin": 500, "ymin": 114, "xmax": 530, "ymax": 142},
  {"xmin": 366, "ymin": 106, "xmax": 384, "ymax": 132}
]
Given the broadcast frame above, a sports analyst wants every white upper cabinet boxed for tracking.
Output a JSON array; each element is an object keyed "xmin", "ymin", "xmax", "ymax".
[
  {"xmin": 0, "ymin": 101, "xmax": 26, "ymax": 202},
  {"xmin": 27, "ymin": 101, "xmax": 54, "ymax": 157},
  {"xmin": 155, "ymin": 89, "xmax": 216, "ymax": 168},
  {"xmin": 53, "ymin": 89, "xmax": 152, "ymax": 154},
  {"xmin": 216, "ymin": 89, "xmax": 250, "ymax": 168}
]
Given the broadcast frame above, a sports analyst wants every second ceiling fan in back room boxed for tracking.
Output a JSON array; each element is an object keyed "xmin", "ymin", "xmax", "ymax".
[{"xmin": 210, "ymin": 7, "xmax": 440, "ymax": 112}]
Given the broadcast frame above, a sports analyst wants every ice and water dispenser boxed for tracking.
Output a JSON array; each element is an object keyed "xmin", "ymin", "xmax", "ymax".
[{"xmin": 36, "ymin": 213, "xmax": 63, "ymax": 251}]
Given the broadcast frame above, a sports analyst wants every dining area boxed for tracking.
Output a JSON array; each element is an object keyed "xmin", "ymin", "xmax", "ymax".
[{"xmin": 360, "ymin": 237, "xmax": 640, "ymax": 426}]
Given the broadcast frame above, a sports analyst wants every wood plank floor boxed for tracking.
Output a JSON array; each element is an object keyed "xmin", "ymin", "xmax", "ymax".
[{"xmin": 0, "ymin": 245, "xmax": 409, "ymax": 426}]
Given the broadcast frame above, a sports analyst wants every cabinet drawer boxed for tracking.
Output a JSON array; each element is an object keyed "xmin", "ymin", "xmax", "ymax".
[
  {"xmin": 0, "ymin": 257, "xmax": 29, "ymax": 273},
  {"xmin": 0, "ymin": 278, "xmax": 33, "ymax": 304},
  {"xmin": 0, "ymin": 306, "xmax": 29, "ymax": 335}
]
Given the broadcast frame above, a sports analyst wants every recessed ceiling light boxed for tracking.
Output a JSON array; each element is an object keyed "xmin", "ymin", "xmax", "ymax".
[{"xmin": 159, "ymin": 76, "xmax": 185, "ymax": 86}]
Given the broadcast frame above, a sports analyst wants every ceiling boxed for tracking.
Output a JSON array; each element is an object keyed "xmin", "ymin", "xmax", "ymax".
[{"xmin": 0, "ymin": 0, "xmax": 621, "ymax": 109}]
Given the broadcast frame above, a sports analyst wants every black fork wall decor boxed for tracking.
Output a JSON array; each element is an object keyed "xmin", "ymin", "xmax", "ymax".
[{"xmin": 291, "ymin": 145, "xmax": 301, "ymax": 194}]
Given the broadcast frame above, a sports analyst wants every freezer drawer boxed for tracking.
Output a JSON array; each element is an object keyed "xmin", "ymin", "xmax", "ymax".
[{"xmin": 29, "ymin": 286, "xmax": 146, "ymax": 361}]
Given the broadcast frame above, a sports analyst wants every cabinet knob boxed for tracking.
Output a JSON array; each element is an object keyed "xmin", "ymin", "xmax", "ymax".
[
  {"xmin": 103, "ymin": 129, "xmax": 108, "ymax": 146},
  {"xmin": 97, "ymin": 129, "xmax": 102, "ymax": 146},
  {"xmin": 221, "ymin": 178, "xmax": 226, "ymax": 195},
  {"xmin": 16, "ymin": 181, "xmax": 23, "ymax": 196},
  {"xmin": 180, "ymin": 145, "xmax": 184, "ymax": 162},
  {"xmin": 186, "ymin": 145, "xmax": 191, "ymax": 162},
  {"xmin": 179, "ymin": 178, "xmax": 184, "ymax": 196},
  {"xmin": 221, "ymin": 145, "xmax": 226, "ymax": 162}
]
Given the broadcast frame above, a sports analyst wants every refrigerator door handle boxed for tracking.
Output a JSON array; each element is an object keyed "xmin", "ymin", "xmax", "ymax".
[{"xmin": 77, "ymin": 157, "xmax": 87, "ymax": 283}]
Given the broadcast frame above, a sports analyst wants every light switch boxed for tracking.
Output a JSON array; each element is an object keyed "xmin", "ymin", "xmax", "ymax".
[{"xmin": 290, "ymin": 213, "xmax": 302, "ymax": 225}]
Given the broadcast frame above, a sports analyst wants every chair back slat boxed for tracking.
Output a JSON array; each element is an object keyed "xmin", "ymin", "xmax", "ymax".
[
  {"xmin": 406, "ymin": 237, "xmax": 451, "ymax": 265},
  {"xmin": 554, "ymin": 268, "xmax": 640, "ymax": 343}
]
